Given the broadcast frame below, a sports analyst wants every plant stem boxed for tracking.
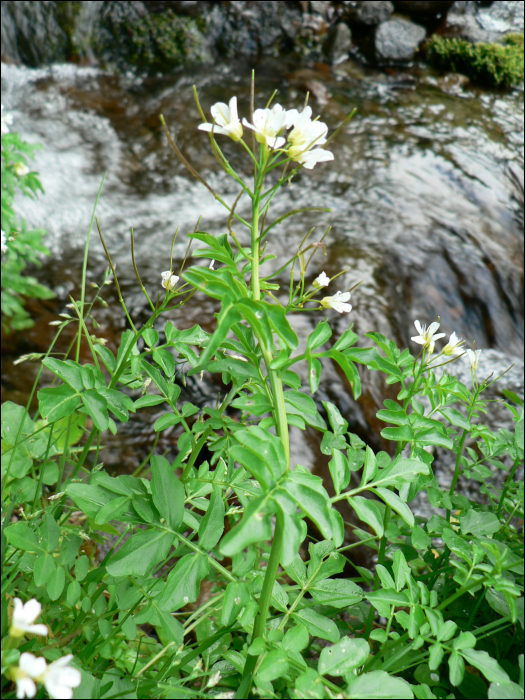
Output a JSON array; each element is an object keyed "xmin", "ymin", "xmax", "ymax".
[
  {"xmin": 363, "ymin": 506, "xmax": 392, "ymax": 640},
  {"xmin": 237, "ymin": 510, "xmax": 285, "ymax": 698},
  {"xmin": 497, "ymin": 458, "xmax": 519, "ymax": 519}
]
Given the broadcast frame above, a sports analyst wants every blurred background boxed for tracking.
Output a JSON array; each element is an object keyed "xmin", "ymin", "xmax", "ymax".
[{"xmin": 1, "ymin": 1, "xmax": 523, "ymax": 521}]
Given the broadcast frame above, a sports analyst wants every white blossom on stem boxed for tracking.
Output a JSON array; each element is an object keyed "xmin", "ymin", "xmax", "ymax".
[
  {"xmin": 287, "ymin": 107, "xmax": 334, "ymax": 169},
  {"xmin": 1, "ymin": 229, "xmax": 7, "ymax": 254},
  {"xmin": 1, "ymin": 104, "xmax": 14, "ymax": 134},
  {"xmin": 198, "ymin": 97, "xmax": 243, "ymax": 141},
  {"xmin": 161, "ymin": 270, "xmax": 179, "ymax": 292},
  {"xmin": 411, "ymin": 320, "xmax": 446, "ymax": 355},
  {"xmin": 10, "ymin": 598, "xmax": 48, "ymax": 638},
  {"xmin": 207, "ymin": 670, "xmax": 222, "ymax": 688},
  {"xmin": 13, "ymin": 162, "xmax": 29, "ymax": 177},
  {"xmin": 466, "ymin": 348, "xmax": 482, "ymax": 370},
  {"xmin": 13, "ymin": 653, "xmax": 48, "ymax": 699},
  {"xmin": 321, "ymin": 290, "xmax": 352, "ymax": 313},
  {"xmin": 43, "ymin": 655, "xmax": 81, "ymax": 700},
  {"xmin": 313, "ymin": 271, "xmax": 330, "ymax": 288},
  {"xmin": 242, "ymin": 104, "xmax": 297, "ymax": 149},
  {"xmin": 442, "ymin": 332, "xmax": 464, "ymax": 356}
]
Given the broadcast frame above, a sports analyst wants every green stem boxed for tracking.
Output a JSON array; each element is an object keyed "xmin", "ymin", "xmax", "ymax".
[
  {"xmin": 496, "ymin": 458, "xmax": 519, "ymax": 519},
  {"xmin": 363, "ymin": 506, "xmax": 391, "ymax": 640},
  {"xmin": 237, "ymin": 510, "xmax": 285, "ymax": 699}
]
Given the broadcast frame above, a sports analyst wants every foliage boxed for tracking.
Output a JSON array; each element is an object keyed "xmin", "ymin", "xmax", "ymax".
[
  {"xmin": 1, "ymin": 84, "xmax": 523, "ymax": 700},
  {"xmin": 425, "ymin": 33, "xmax": 525, "ymax": 88},
  {"xmin": 1, "ymin": 119, "xmax": 54, "ymax": 331}
]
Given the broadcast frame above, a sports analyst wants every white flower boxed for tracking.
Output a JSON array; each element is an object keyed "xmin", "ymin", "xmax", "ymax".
[
  {"xmin": 242, "ymin": 104, "xmax": 297, "ymax": 149},
  {"xmin": 14, "ymin": 162, "xmax": 29, "ymax": 177},
  {"xmin": 10, "ymin": 598, "xmax": 48, "ymax": 638},
  {"xmin": 466, "ymin": 348, "xmax": 482, "ymax": 370},
  {"xmin": 442, "ymin": 332, "xmax": 464, "ymax": 356},
  {"xmin": 161, "ymin": 270, "xmax": 179, "ymax": 292},
  {"xmin": 1, "ymin": 229, "xmax": 7, "ymax": 254},
  {"xmin": 14, "ymin": 653, "xmax": 48, "ymax": 699},
  {"xmin": 43, "ymin": 655, "xmax": 81, "ymax": 700},
  {"xmin": 207, "ymin": 670, "xmax": 221, "ymax": 688},
  {"xmin": 209, "ymin": 260, "xmax": 215, "ymax": 270},
  {"xmin": 411, "ymin": 320, "xmax": 446, "ymax": 355},
  {"xmin": 313, "ymin": 271, "xmax": 330, "ymax": 288},
  {"xmin": 198, "ymin": 97, "xmax": 243, "ymax": 142},
  {"xmin": 287, "ymin": 107, "xmax": 334, "ymax": 169},
  {"xmin": 1, "ymin": 104, "xmax": 14, "ymax": 134},
  {"xmin": 321, "ymin": 290, "xmax": 352, "ymax": 313}
]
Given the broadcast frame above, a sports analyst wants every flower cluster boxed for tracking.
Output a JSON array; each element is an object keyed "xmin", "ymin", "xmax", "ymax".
[
  {"xmin": 198, "ymin": 97, "xmax": 333, "ymax": 170},
  {"xmin": 8, "ymin": 599, "xmax": 81, "ymax": 699},
  {"xmin": 161, "ymin": 270, "xmax": 179, "ymax": 292},
  {"xmin": 411, "ymin": 320, "xmax": 482, "ymax": 369}
]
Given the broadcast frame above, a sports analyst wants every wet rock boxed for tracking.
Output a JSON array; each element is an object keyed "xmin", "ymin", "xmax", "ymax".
[
  {"xmin": 394, "ymin": 1, "xmax": 455, "ymax": 19},
  {"xmin": 342, "ymin": 1, "xmax": 394, "ymax": 27},
  {"xmin": 1, "ymin": 1, "xmax": 69, "ymax": 66},
  {"xmin": 322, "ymin": 21, "xmax": 352, "ymax": 63},
  {"xmin": 375, "ymin": 18, "xmax": 427, "ymax": 62},
  {"xmin": 446, "ymin": 0, "xmax": 524, "ymax": 44}
]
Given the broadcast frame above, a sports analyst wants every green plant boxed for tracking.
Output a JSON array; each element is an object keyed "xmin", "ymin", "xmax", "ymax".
[
  {"xmin": 1, "ymin": 81, "xmax": 523, "ymax": 700},
  {"xmin": 1, "ymin": 107, "xmax": 54, "ymax": 331},
  {"xmin": 425, "ymin": 34, "xmax": 524, "ymax": 88}
]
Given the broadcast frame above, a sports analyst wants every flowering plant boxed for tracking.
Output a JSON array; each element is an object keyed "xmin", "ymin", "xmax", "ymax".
[
  {"xmin": 1, "ymin": 81, "xmax": 523, "ymax": 699},
  {"xmin": 1, "ymin": 105, "xmax": 54, "ymax": 331}
]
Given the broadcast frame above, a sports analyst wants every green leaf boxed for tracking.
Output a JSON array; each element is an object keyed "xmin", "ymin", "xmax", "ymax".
[
  {"xmin": 67, "ymin": 581, "xmax": 81, "ymax": 607},
  {"xmin": 293, "ymin": 608, "xmax": 340, "ymax": 643},
  {"xmin": 34, "ymin": 553, "xmax": 56, "ymax": 587},
  {"xmin": 274, "ymin": 491, "xmax": 305, "ymax": 567},
  {"xmin": 488, "ymin": 681, "xmax": 523, "ymax": 699},
  {"xmin": 361, "ymin": 446, "xmax": 378, "ymax": 486},
  {"xmin": 256, "ymin": 650, "xmax": 290, "ymax": 682},
  {"xmin": 310, "ymin": 579, "xmax": 363, "ymax": 608},
  {"xmin": 367, "ymin": 589, "xmax": 409, "ymax": 608},
  {"xmin": 381, "ymin": 425, "xmax": 415, "ymax": 442},
  {"xmin": 415, "ymin": 428, "xmax": 454, "ymax": 449},
  {"xmin": 439, "ymin": 407, "xmax": 471, "ymax": 431},
  {"xmin": 371, "ymin": 458, "xmax": 430, "ymax": 488},
  {"xmin": 157, "ymin": 553, "xmax": 209, "ymax": 611},
  {"xmin": 331, "ymin": 509, "xmax": 344, "ymax": 548},
  {"xmin": 328, "ymin": 350, "xmax": 361, "ymax": 400},
  {"xmin": 349, "ymin": 496, "xmax": 384, "ymax": 537},
  {"xmin": 307, "ymin": 321, "xmax": 332, "ymax": 351},
  {"xmin": 231, "ymin": 393, "xmax": 273, "ymax": 416},
  {"xmin": 222, "ymin": 581, "xmax": 250, "ymax": 627},
  {"xmin": 280, "ymin": 470, "xmax": 333, "ymax": 540},
  {"xmin": 461, "ymin": 650, "xmax": 510, "ymax": 684},
  {"xmin": 346, "ymin": 670, "xmax": 414, "ymax": 698},
  {"xmin": 47, "ymin": 566, "xmax": 65, "ymax": 601},
  {"xmin": 329, "ymin": 449, "xmax": 350, "ymax": 495},
  {"xmin": 42, "ymin": 358, "xmax": 83, "ymax": 391},
  {"xmin": 376, "ymin": 409, "xmax": 410, "ymax": 426},
  {"xmin": 75, "ymin": 555, "xmax": 89, "ymax": 581},
  {"xmin": 134, "ymin": 395, "xmax": 166, "ymax": 409},
  {"xmin": 150, "ymin": 455, "xmax": 185, "ymax": 531},
  {"xmin": 66, "ymin": 483, "xmax": 112, "ymax": 519},
  {"xmin": 284, "ymin": 390, "xmax": 318, "ymax": 415},
  {"xmin": 39, "ymin": 516, "xmax": 61, "ymax": 553},
  {"xmin": 5, "ymin": 522, "xmax": 41, "ymax": 552},
  {"xmin": 374, "ymin": 488, "xmax": 415, "ymax": 528},
  {"xmin": 196, "ymin": 358, "xmax": 259, "ymax": 381},
  {"xmin": 153, "ymin": 413, "xmax": 181, "ymax": 432},
  {"xmin": 142, "ymin": 328, "xmax": 159, "ymax": 348},
  {"xmin": 82, "ymin": 390, "xmax": 109, "ymax": 432},
  {"xmin": 283, "ymin": 624, "xmax": 310, "ymax": 653},
  {"xmin": 38, "ymin": 386, "xmax": 81, "ymax": 422},
  {"xmin": 449, "ymin": 651, "xmax": 465, "ymax": 687},
  {"xmin": 230, "ymin": 444, "xmax": 275, "ymax": 490},
  {"xmin": 332, "ymin": 327, "xmax": 358, "ymax": 351},
  {"xmin": 234, "ymin": 427, "xmax": 287, "ymax": 481},
  {"xmin": 106, "ymin": 529, "xmax": 175, "ymax": 577},
  {"xmin": 322, "ymin": 402, "xmax": 348, "ymax": 435},
  {"xmin": 411, "ymin": 525, "xmax": 431, "ymax": 550},
  {"xmin": 220, "ymin": 495, "xmax": 273, "ymax": 557},
  {"xmin": 97, "ymin": 388, "xmax": 134, "ymax": 422},
  {"xmin": 319, "ymin": 636, "xmax": 369, "ymax": 676},
  {"xmin": 156, "ymin": 609, "xmax": 184, "ymax": 645},
  {"xmin": 266, "ymin": 304, "xmax": 298, "ymax": 350},
  {"xmin": 199, "ymin": 490, "xmax": 225, "ymax": 550},
  {"xmin": 295, "ymin": 669, "xmax": 326, "ymax": 699},
  {"xmin": 152, "ymin": 348, "xmax": 175, "ymax": 377},
  {"xmin": 460, "ymin": 510, "xmax": 501, "ymax": 537},
  {"xmin": 308, "ymin": 357, "xmax": 323, "ymax": 394},
  {"xmin": 94, "ymin": 496, "xmax": 130, "ymax": 525}
]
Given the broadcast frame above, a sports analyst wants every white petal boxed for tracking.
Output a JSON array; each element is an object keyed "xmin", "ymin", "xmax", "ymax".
[
  {"xmin": 210, "ymin": 102, "xmax": 230, "ymax": 127},
  {"xmin": 333, "ymin": 291, "xmax": 351, "ymax": 302},
  {"xmin": 161, "ymin": 271, "xmax": 172, "ymax": 280},
  {"xmin": 16, "ymin": 677, "xmax": 37, "ymax": 699},
  {"xmin": 228, "ymin": 96, "xmax": 238, "ymax": 122},
  {"xmin": 432, "ymin": 333, "xmax": 446, "ymax": 341},
  {"xmin": 266, "ymin": 136, "xmax": 285, "ymax": 149},
  {"xmin": 427, "ymin": 321, "xmax": 441, "ymax": 335},
  {"xmin": 414, "ymin": 320, "xmax": 423, "ymax": 335},
  {"xmin": 411, "ymin": 335, "xmax": 426, "ymax": 345},
  {"xmin": 28, "ymin": 623, "xmax": 48, "ymax": 636},
  {"xmin": 20, "ymin": 653, "xmax": 47, "ymax": 677}
]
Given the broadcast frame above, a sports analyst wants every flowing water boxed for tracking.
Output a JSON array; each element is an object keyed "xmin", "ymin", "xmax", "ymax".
[{"xmin": 1, "ymin": 56, "xmax": 523, "ymax": 488}]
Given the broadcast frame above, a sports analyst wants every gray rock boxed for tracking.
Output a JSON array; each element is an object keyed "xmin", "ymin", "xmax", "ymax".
[
  {"xmin": 394, "ymin": 1, "xmax": 455, "ymax": 19},
  {"xmin": 446, "ymin": 0, "xmax": 524, "ymax": 43},
  {"xmin": 375, "ymin": 18, "xmax": 427, "ymax": 62},
  {"xmin": 322, "ymin": 21, "xmax": 352, "ymax": 63},
  {"xmin": 309, "ymin": 1, "xmax": 330, "ymax": 18},
  {"xmin": 342, "ymin": 1, "xmax": 394, "ymax": 26}
]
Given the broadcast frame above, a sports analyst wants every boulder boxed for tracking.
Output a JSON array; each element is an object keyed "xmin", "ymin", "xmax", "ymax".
[
  {"xmin": 322, "ymin": 21, "xmax": 352, "ymax": 63},
  {"xmin": 342, "ymin": 1, "xmax": 394, "ymax": 26},
  {"xmin": 446, "ymin": 0, "xmax": 524, "ymax": 44},
  {"xmin": 375, "ymin": 18, "xmax": 427, "ymax": 62},
  {"xmin": 394, "ymin": 1, "xmax": 455, "ymax": 19}
]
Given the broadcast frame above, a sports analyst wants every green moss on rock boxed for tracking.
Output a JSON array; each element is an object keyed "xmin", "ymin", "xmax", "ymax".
[{"xmin": 426, "ymin": 33, "xmax": 524, "ymax": 88}]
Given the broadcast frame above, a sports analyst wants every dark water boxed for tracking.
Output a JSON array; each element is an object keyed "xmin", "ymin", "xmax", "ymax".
[{"xmin": 1, "ymin": 56, "xmax": 523, "ymax": 480}]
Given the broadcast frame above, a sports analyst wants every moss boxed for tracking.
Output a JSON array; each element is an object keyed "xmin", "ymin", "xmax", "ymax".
[{"xmin": 425, "ymin": 34, "xmax": 524, "ymax": 88}]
